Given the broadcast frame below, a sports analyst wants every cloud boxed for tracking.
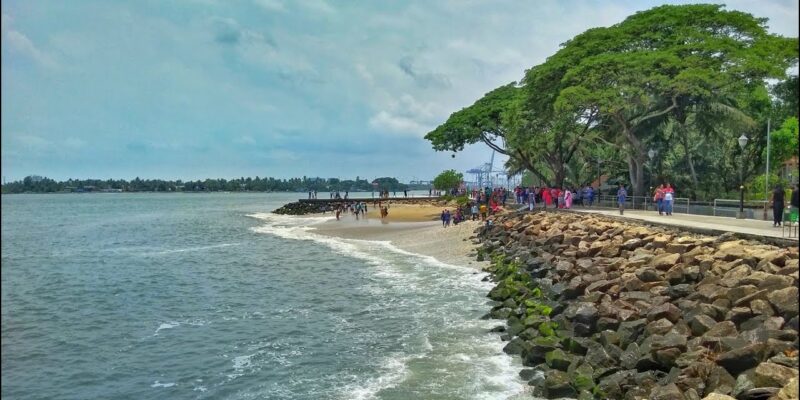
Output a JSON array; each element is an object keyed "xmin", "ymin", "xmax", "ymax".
[
  {"xmin": 368, "ymin": 94, "xmax": 447, "ymax": 136},
  {"xmin": 253, "ymin": 0, "xmax": 285, "ymax": 12},
  {"xmin": 397, "ymin": 55, "xmax": 452, "ymax": 89},
  {"xmin": 211, "ymin": 17, "xmax": 242, "ymax": 44},
  {"xmin": 1, "ymin": 14, "xmax": 57, "ymax": 68}
]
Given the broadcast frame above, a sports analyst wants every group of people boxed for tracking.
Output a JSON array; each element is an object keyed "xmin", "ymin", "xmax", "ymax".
[
  {"xmin": 651, "ymin": 183, "xmax": 676, "ymax": 216},
  {"xmin": 512, "ymin": 185, "xmax": 597, "ymax": 210},
  {"xmin": 333, "ymin": 201, "xmax": 367, "ymax": 220},
  {"xmin": 439, "ymin": 208, "xmax": 465, "ymax": 227}
]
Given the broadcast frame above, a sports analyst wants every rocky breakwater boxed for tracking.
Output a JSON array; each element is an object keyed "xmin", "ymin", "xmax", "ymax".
[
  {"xmin": 273, "ymin": 198, "xmax": 455, "ymax": 215},
  {"xmin": 476, "ymin": 211, "xmax": 799, "ymax": 400}
]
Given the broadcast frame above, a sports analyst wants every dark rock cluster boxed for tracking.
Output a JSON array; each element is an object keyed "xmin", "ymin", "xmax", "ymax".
[
  {"xmin": 272, "ymin": 201, "xmax": 333, "ymax": 215},
  {"xmin": 476, "ymin": 210, "xmax": 799, "ymax": 400}
]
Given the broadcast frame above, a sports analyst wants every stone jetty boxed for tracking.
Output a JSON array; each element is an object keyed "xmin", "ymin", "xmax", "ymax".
[
  {"xmin": 272, "ymin": 197, "xmax": 454, "ymax": 215},
  {"xmin": 475, "ymin": 210, "xmax": 799, "ymax": 399}
]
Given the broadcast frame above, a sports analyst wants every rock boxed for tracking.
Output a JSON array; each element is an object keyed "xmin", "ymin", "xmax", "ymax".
[
  {"xmin": 564, "ymin": 302, "xmax": 599, "ymax": 329},
  {"xmin": 647, "ymin": 303, "xmax": 682, "ymax": 323},
  {"xmin": 543, "ymin": 370, "xmax": 575, "ymax": 398},
  {"xmin": 519, "ymin": 368, "xmax": 539, "ymax": 381},
  {"xmin": 647, "ymin": 318, "xmax": 675, "ymax": 336},
  {"xmin": 752, "ymin": 361, "xmax": 799, "ymax": 388},
  {"xmin": 738, "ymin": 387, "xmax": 779, "ymax": 399},
  {"xmin": 716, "ymin": 343, "xmax": 767, "ymax": 375},
  {"xmin": 770, "ymin": 354, "xmax": 799, "ymax": 369},
  {"xmin": 585, "ymin": 345, "xmax": 616, "ymax": 368},
  {"xmin": 774, "ymin": 377, "xmax": 798, "ymax": 400},
  {"xmin": 750, "ymin": 299, "xmax": 776, "ymax": 316},
  {"xmin": 704, "ymin": 364, "xmax": 737, "ymax": 396},
  {"xmin": 637, "ymin": 267, "xmax": 663, "ymax": 283},
  {"xmin": 650, "ymin": 383, "xmax": 686, "ymax": 400},
  {"xmin": 502, "ymin": 337, "xmax": 528, "ymax": 355},
  {"xmin": 767, "ymin": 286, "xmax": 799, "ymax": 319},
  {"xmin": 667, "ymin": 243, "xmax": 691, "ymax": 254},
  {"xmin": 704, "ymin": 321, "xmax": 738, "ymax": 338},
  {"xmin": 545, "ymin": 349, "xmax": 573, "ymax": 371},
  {"xmin": 618, "ymin": 319, "xmax": 647, "ymax": 347},
  {"xmin": 701, "ymin": 394, "xmax": 736, "ymax": 400},
  {"xmin": 652, "ymin": 253, "xmax": 681, "ymax": 270},
  {"xmin": 758, "ymin": 274, "xmax": 795, "ymax": 291},
  {"xmin": 689, "ymin": 314, "xmax": 717, "ymax": 336}
]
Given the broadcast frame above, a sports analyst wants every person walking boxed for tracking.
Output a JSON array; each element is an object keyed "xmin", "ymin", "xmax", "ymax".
[
  {"xmin": 653, "ymin": 184, "xmax": 665, "ymax": 215},
  {"xmin": 617, "ymin": 183, "xmax": 627, "ymax": 215},
  {"xmin": 564, "ymin": 187, "xmax": 573, "ymax": 209},
  {"xmin": 586, "ymin": 185, "xmax": 594, "ymax": 207},
  {"xmin": 663, "ymin": 183, "xmax": 674, "ymax": 216},
  {"xmin": 444, "ymin": 209, "xmax": 452, "ymax": 227},
  {"xmin": 528, "ymin": 188, "xmax": 536, "ymax": 211},
  {"xmin": 771, "ymin": 184, "xmax": 786, "ymax": 227},
  {"xmin": 441, "ymin": 209, "xmax": 447, "ymax": 227}
]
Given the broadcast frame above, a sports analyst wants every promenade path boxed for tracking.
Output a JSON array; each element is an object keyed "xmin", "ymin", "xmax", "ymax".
[{"xmin": 567, "ymin": 207, "xmax": 796, "ymax": 240}]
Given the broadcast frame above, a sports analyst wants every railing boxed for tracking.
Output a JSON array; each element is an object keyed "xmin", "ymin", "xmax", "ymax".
[
  {"xmin": 590, "ymin": 195, "xmax": 690, "ymax": 214},
  {"xmin": 555, "ymin": 194, "xmax": 783, "ymax": 221},
  {"xmin": 712, "ymin": 199, "xmax": 770, "ymax": 219}
]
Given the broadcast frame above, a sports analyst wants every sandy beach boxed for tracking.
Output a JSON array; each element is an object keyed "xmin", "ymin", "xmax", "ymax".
[{"xmin": 313, "ymin": 203, "xmax": 490, "ymax": 270}]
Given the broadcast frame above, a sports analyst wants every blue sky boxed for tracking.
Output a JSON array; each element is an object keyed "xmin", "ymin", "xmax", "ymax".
[{"xmin": 2, "ymin": 0, "xmax": 798, "ymax": 182}]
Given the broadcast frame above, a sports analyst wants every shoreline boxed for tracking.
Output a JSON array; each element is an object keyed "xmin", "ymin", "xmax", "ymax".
[{"xmin": 311, "ymin": 204, "xmax": 490, "ymax": 270}]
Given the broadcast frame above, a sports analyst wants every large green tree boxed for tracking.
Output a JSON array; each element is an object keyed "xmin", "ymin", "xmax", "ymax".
[
  {"xmin": 551, "ymin": 4, "xmax": 797, "ymax": 195},
  {"xmin": 432, "ymin": 169, "xmax": 464, "ymax": 191}
]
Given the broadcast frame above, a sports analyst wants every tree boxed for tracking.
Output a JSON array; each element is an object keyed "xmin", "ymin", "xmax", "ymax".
[
  {"xmin": 768, "ymin": 117, "xmax": 799, "ymax": 169},
  {"xmin": 432, "ymin": 170, "xmax": 463, "ymax": 191},
  {"xmin": 425, "ymin": 83, "xmax": 524, "ymax": 161},
  {"xmin": 551, "ymin": 4, "xmax": 797, "ymax": 195}
]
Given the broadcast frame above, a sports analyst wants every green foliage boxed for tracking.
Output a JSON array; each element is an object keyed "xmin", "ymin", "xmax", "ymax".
[
  {"xmin": 432, "ymin": 169, "xmax": 464, "ymax": 191},
  {"xmin": 768, "ymin": 117, "xmax": 799, "ymax": 169},
  {"xmin": 424, "ymin": 4, "xmax": 799, "ymax": 200},
  {"xmin": 1, "ymin": 175, "xmax": 403, "ymax": 194},
  {"xmin": 745, "ymin": 173, "xmax": 789, "ymax": 200}
]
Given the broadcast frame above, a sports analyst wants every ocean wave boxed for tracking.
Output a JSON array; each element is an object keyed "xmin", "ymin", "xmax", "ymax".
[{"xmin": 338, "ymin": 353, "xmax": 412, "ymax": 400}]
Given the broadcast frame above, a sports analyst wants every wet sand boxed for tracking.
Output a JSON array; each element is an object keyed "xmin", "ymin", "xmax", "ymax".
[{"xmin": 313, "ymin": 204, "xmax": 489, "ymax": 269}]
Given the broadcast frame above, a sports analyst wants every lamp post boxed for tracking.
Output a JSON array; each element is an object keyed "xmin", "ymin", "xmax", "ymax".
[
  {"xmin": 737, "ymin": 134, "xmax": 749, "ymax": 219},
  {"xmin": 648, "ymin": 149, "xmax": 656, "ymax": 211}
]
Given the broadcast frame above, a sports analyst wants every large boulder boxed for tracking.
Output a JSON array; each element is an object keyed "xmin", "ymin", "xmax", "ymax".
[
  {"xmin": 752, "ymin": 361, "xmax": 799, "ymax": 388},
  {"xmin": 767, "ymin": 286, "xmax": 799, "ymax": 319},
  {"xmin": 652, "ymin": 253, "xmax": 681, "ymax": 271}
]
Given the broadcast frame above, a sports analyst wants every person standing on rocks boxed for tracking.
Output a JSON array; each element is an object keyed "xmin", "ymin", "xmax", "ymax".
[
  {"xmin": 771, "ymin": 184, "xmax": 786, "ymax": 227},
  {"xmin": 617, "ymin": 183, "xmax": 627, "ymax": 215}
]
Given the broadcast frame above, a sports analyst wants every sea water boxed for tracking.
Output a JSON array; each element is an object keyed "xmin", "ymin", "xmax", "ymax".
[{"xmin": 1, "ymin": 192, "xmax": 528, "ymax": 399}]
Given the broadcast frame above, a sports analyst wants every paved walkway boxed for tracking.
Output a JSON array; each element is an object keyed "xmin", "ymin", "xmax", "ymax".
[{"xmin": 563, "ymin": 207, "xmax": 797, "ymax": 240}]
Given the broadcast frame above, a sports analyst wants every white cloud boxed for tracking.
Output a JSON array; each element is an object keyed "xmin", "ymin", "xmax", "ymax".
[
  {"xmin": 253, "ymin": 0, "xmax": 285, "ymax": 12},
  {"xmin": 1, "ymin": 17, "xmax": 57, "ymax": 69},
  {"xmin": 369, "ymin": 111, "xmax": 428, "ymax": 135}
]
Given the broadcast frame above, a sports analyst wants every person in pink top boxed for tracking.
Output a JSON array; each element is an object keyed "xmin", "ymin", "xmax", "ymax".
[{"xmin": 663, "ymin": 183, "xmax": 675, "ymax": 216}]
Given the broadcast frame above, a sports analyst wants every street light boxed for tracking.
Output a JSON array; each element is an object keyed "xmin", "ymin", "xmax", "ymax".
[
  {"xmin": 737, "ymin": 134, "xmax": 749, "ymax": 219},
  {"xmin": 647, "ymin": 149, "xmax": 656, "ymax": 211}
]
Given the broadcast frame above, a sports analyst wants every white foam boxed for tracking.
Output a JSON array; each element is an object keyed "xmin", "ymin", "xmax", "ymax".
[
  {"xmin": 339, "ymin": 354, "xmax": 411, "ymax": 400},
  {"xmin": 154, "ymin": 322, "xmax": 179, "ymax": 335},
  {"xmin": 151, "ymin": 381, "xmax": 176, "ymax": 388},
  {"xmin": 232, "ymin": 353, "xmax": 254, "ymax": 370},
  {"xmin": 148, "ymin": 243, "xmax": 240, "ymax": 255}
]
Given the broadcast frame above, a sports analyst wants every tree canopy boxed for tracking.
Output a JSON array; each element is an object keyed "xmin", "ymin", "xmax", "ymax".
[
  {"xmin": 425, "ymin": 4, "xmax": 799, "ymax": 199},
  {"xmin": 432, "ymin": 169, "xmax": 464, "ymax": 191}
]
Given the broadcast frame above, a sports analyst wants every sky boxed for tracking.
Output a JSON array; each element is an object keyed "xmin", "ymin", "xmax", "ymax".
[{"xmin": 1, "ymin": 0, "xmax": 798, "ymax": 183}]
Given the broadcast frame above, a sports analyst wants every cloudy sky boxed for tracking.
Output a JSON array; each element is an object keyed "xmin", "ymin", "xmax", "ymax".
[{"xmin": 2, "ymin": 0, "xmax": 797, "ymax": 182}]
